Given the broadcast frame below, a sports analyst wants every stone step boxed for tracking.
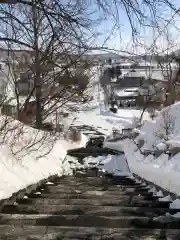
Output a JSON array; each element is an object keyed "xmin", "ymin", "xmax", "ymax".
[
  {"xmin": 28, "ymin": 191, "xmax": 153, "ymax": 199},
  {"xmin": 57, "ymin": 175, "xmax": 135, "ymax": 180},
  {"xmin": 41, "ymin": 181, "xmax": 140, "ymax": 188},
  {"xmin": 42, "ymin": 185, "xmax": 147, "ymax": 194},
  {"xmin": 51, "ymin": 175, "xmax": 137, "ymax": 182},
  {"xmin": 25, "ymin": 235, "xmax": 179, "ymax": 240},
  {"xmin": 28, "ymin": 192, "xmax": 159, "ymax": 202},
  {"xmin": 47, "ymin": 182, "xmax": 142, "ymax": 189},
  {"xmin": 1, "ymin": 167, "xmax": 177, "ymax": 239},
  {"xmin": 40, "ymin": 186, "xmax": 153, "ymax": 194},
  {"xmin": 3, "ymin": 232, "xmax": 180, "ymax": 240},
  {"xmin": 52, "ymin": 179, "xmax": 140, "ymax": 186},
  {"xmin": 17, "ymin": 197, "xmax": 170, "ymax": 207},
  {"xmin": 27, "ymin": 193, "xmax": 146, "ymax": 201},
  {"xmin": 0, "ymin": 225, "xmax": 179, "ymax": 240},
  {"xmin": 0, "ymin": 214, "xmax": 180, "ymax": 228},
  {"xmin": 2, "ymin": 204, "xmax": 178, "ymax": 217}
]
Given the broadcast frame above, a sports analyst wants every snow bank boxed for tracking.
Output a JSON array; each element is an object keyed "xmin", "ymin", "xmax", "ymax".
[
  {"xmin": 103, "ymin": 139, "xmax": 124, "ymax": 152},
  {"xmin": 159, "ymin": 195, "xmax": 172, "ymax": 202},
  {"xmin": 123, "ymin": 140, "xmax": 180, "ymax": 196},
  {"xmin": 156, "ymin": 142, "xmax": 167, "ymax": 151},
  {"xmin": 137, "ymin": 102, "xmax": 180, "ymax": 150},
  {"xmin": 170, "ymin": 199, "xmax": 180, "ymax": 209},
  {"xmin": 116, "ymin": 102, "xmax": 180, "ymax": 196},
  {"xmin": 84, "ymin": 154, "xmax": 130, "ymax": 176},
  {"xmin": 0, "ymin": 116, "xmax": 87, "ymax": 200}
]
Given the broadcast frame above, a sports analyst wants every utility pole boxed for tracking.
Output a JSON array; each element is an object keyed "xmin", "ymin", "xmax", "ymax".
[{"xmin": 32, "ymin": 0, "xmax": 42, "ymax": 129}]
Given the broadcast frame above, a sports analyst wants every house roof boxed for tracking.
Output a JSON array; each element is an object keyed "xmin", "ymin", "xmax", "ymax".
[
  {"xmin": 120, "ymin": 68, "xmax": 177, "ymax": 82},
  {"xmin": 115, "ymin": 88, "xmax": 139, "ymax": 97}
]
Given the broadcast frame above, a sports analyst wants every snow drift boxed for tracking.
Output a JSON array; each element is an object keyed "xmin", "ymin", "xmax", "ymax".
[
  {"xmin": 0, "ymin": 116, "xmax": 87, "ymax": 200},
  {"xmin": 83, "ymin": 154, "xmax": 130, "ymax": 176},
  {"xmin": 123, "ymin": 102, "xmax": 180, "ymax": 196},
  {"xmin": 137, "ymin": 102, "xmax": 180, "ymax": 150}
]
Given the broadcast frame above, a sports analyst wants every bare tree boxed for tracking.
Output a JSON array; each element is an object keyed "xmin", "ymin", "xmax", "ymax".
[
  {"xmin": 0, "ymin": 1, "xmax": 96, "ymax": 128},
  {"xmin": 137, "ymin": 27, "xmax": 180, "ymax": 122},
  {"xmin": 0, "ymin": 0, "xmax": 179, "ymax": 161},
  {"xmin": 157, "ymin": 107, "xmax": 175, "ymax": 142}
]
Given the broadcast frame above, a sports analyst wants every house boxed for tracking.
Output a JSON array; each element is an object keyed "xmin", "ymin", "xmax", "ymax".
[
  {"xmin": 1, "ymin": 96, "xmax": 36, "ymax": 120},
  {"xmin": 117, "ymin": 75, "xmax": 145, "ymax": 88},
  {"xmin": 17, "ymin": 71, "xmax": 34, "ymax": 96},
  {"xmin": 18, "ymin": 100, "xmax": 37, "ymax": 124},
  {"xmin": 0, "ymin": 48, "xmax": 33, "ymax": 64}
]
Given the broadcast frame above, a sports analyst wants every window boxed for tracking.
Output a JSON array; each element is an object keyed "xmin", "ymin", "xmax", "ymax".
[{"xmin": 2, "ymin": 105, "xmax": 16, "ymax": 116}]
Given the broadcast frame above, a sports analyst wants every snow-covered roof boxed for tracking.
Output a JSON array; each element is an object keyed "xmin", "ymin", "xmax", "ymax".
[
  {"xmin": 115, "ymin": 87, "xmax": 152, "ymax": 97},
  {"xmin": 124, "ymin": 87, "xmax": 140, "ymax": 92},
  {"xmin": 120, "ymin": 68, "xmax": 177, "ymax": 82},
  {"xmin": 136, "ymin": 61, "xmax": 152, "ymax": 67},
  {"xmin": 120, "ymin": 62, "xmax": 133, "ymax": 66},
  {"xmin": 115, "ymin": 89, "xmax": 139, "ymax": 97}
]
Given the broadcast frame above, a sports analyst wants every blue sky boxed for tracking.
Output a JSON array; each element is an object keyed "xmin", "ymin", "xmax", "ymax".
[
  {"xmin": 1, "ymin": 0, "xmax": 180, "ymax": 55},
  {"xmin": 91, "ymin": 0, "xmax": 180, "ymax": 54}
]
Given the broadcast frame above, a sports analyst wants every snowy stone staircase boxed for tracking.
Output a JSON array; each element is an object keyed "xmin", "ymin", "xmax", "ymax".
[{"xmin": 1, "ymin": 171, "xmax": 180, "ymax": 239}]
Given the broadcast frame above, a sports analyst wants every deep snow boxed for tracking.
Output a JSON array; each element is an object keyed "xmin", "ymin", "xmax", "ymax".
[
  {"xmin": 136, "ymin": 102, "xmax": 180, "ymax": 151},
  {"xmin": 102, "ymin": 102, "xmax": 180, "ymax": 197},
  {"xmin": 126, "ymin": 102, "xmax": 180, "ymax": 196},
  {"xmin": 0, "ymin": 116, "xmax": 87, "ymax": 200},
  {"xmin": 73, "ymin": 104, "xmax": 149, "ymax": 135},
  {"xmin": 84, "ymin": 154, "xmax": 130, "ymax": 176}
]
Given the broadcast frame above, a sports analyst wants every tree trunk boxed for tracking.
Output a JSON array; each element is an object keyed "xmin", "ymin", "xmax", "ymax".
[{"xmin": 32, "ymin": 0, "xmax": 42, "ymax": 129}]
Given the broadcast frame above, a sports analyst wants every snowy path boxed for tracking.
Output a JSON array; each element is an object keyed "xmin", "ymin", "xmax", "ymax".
[{"xmin": 73, "ymin": 105, "xmax": 149, "ymax": 136}]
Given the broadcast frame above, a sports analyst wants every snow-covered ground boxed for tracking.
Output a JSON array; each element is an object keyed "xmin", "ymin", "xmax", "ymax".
[
  {"xmin": 84, "ymin": 154, "xmax": 130, "ymax": 176},
  {"xmin": 66, "ymin": 154, "xmax": 131, "ymax": 177},
  {"xmin": 123, "ymin": 103, "xmax": 180, "ymax": 196},
  {"xmin": 123, "ymin": 139, "xmax": 180, "ymax": 196},
  {"xmin": 101, "ymin": 102, "xmax": 180, "ymax": 197},
  {"xmin": 0, "ymin": 116, "xmax": 87, "ymax": 201},
  {"xmin": 73, "ymin": 104, "xmax": 149, "ymax": 135}
]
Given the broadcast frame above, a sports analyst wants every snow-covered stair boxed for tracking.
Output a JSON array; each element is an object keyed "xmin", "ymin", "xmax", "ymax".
[{"xmin": 1, "ymin": 170, "xmax": 180, "ymax": 239}]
